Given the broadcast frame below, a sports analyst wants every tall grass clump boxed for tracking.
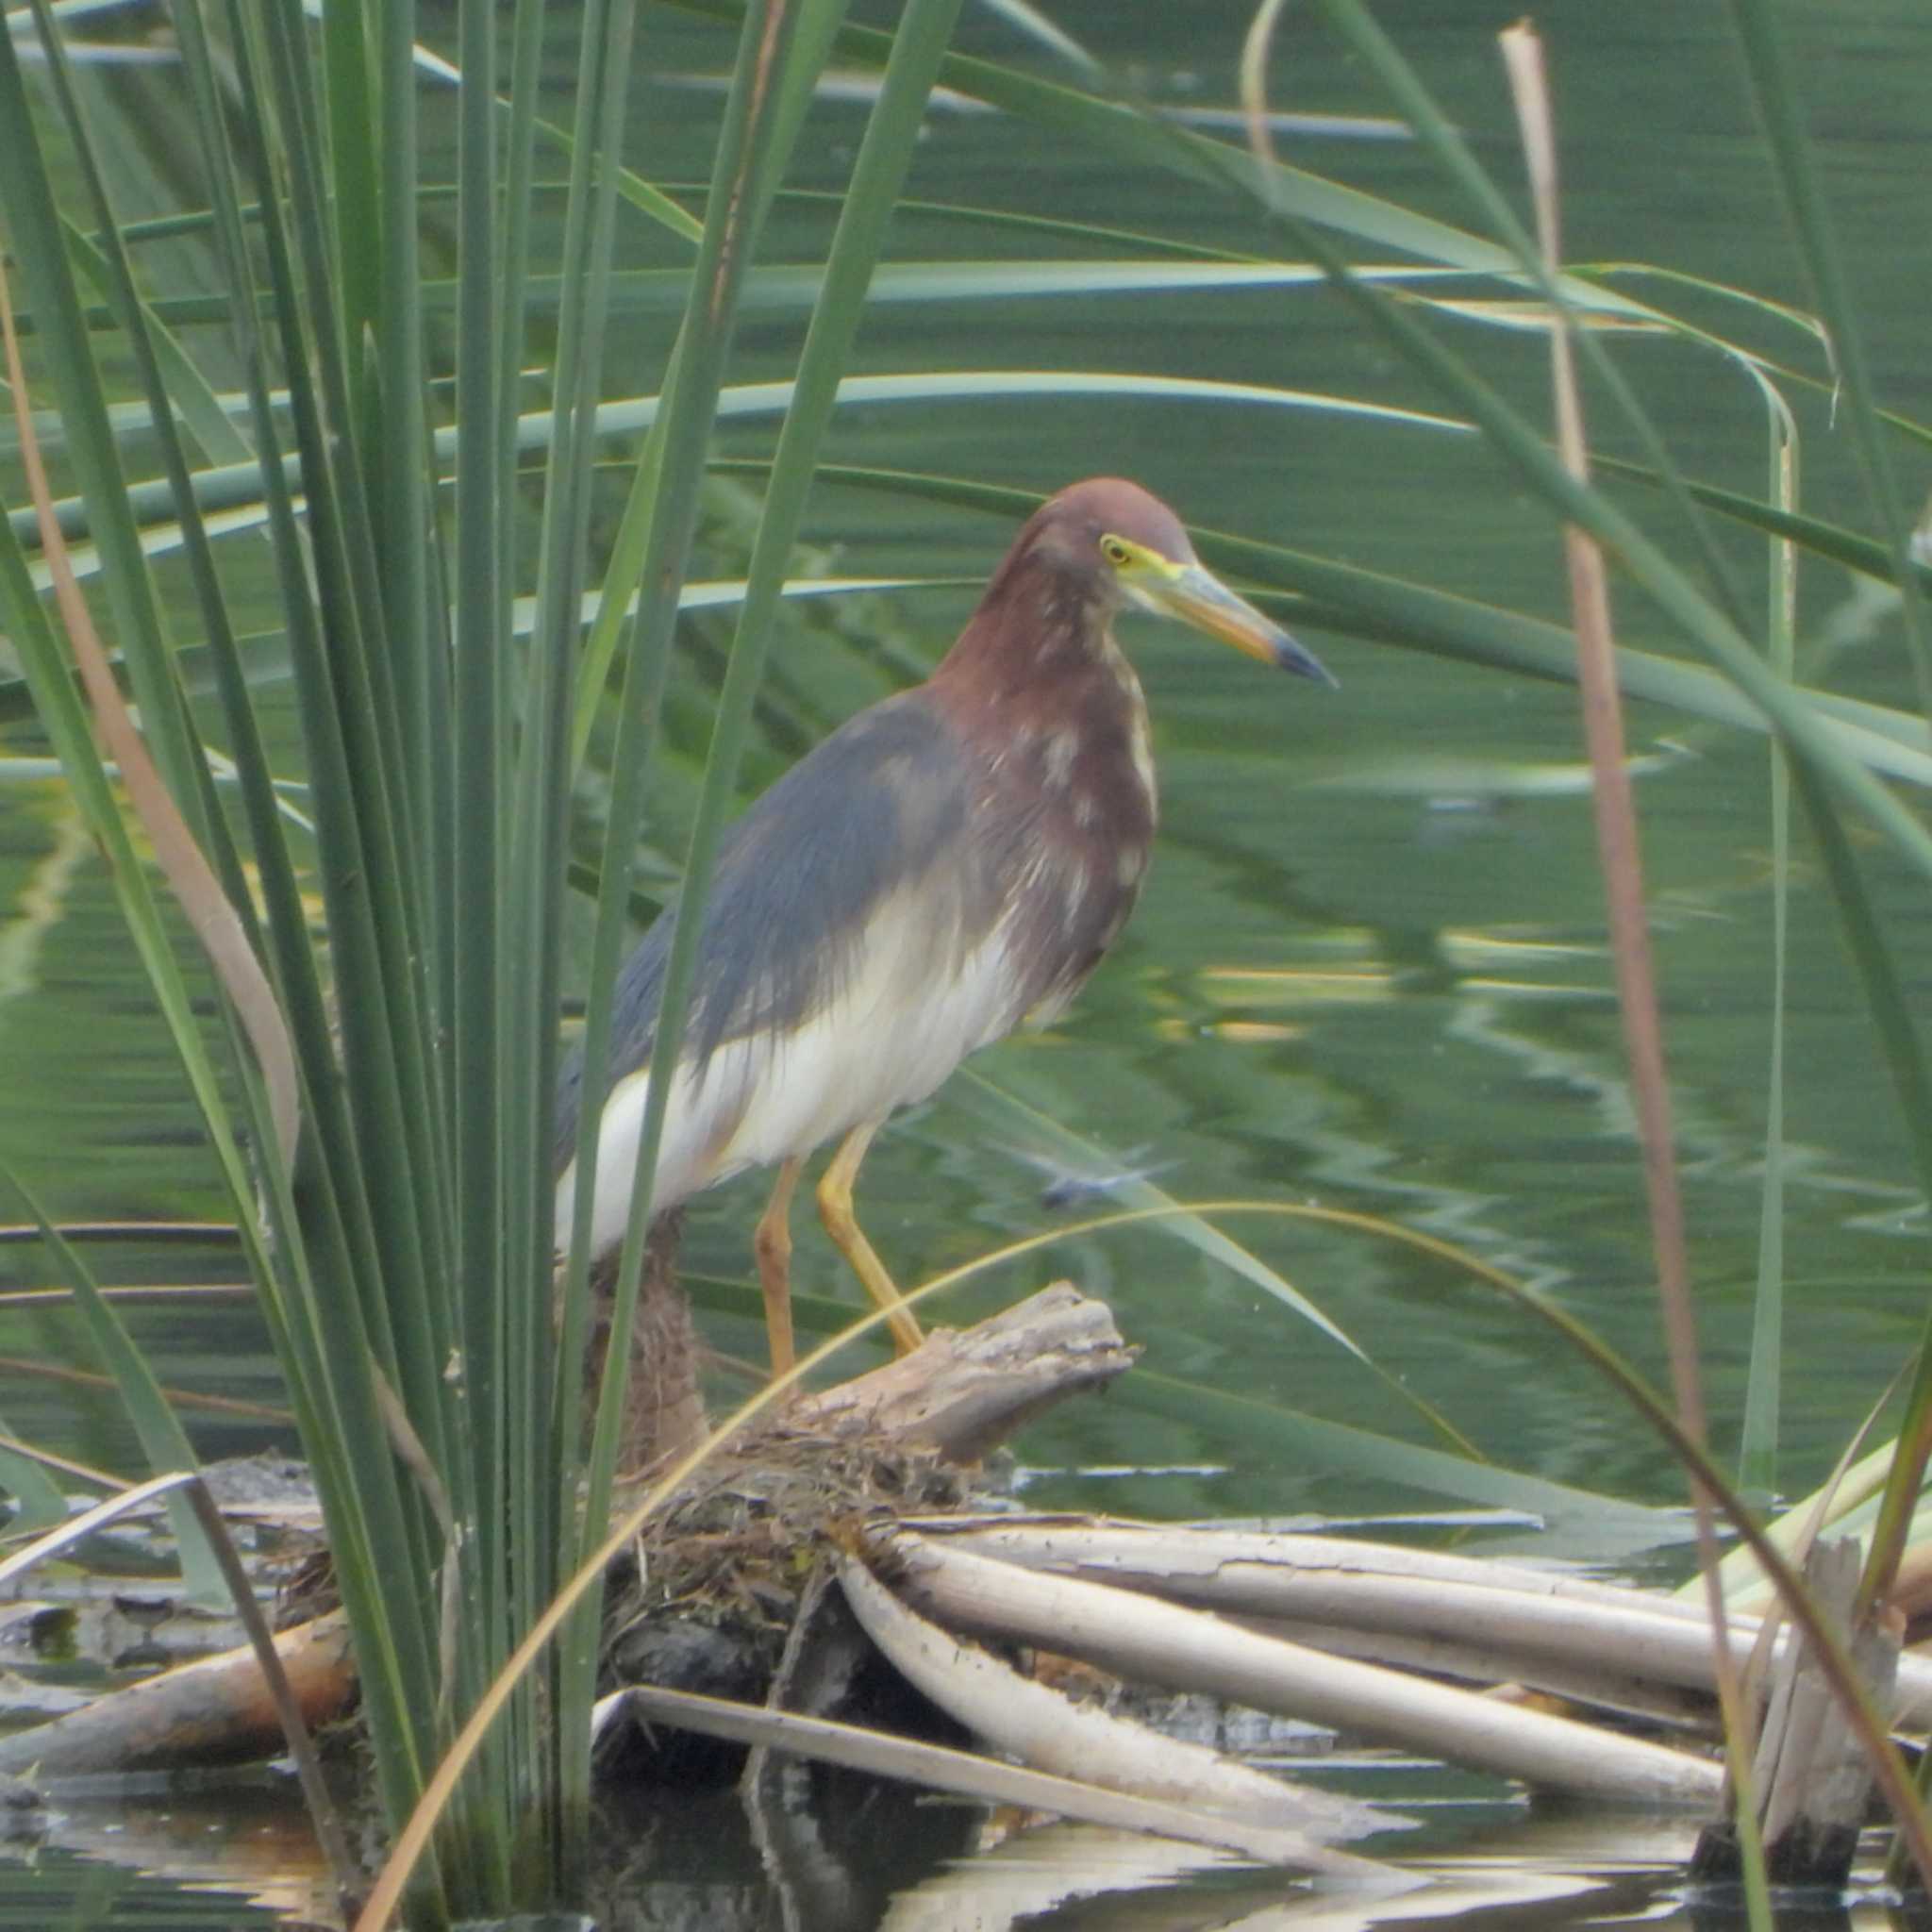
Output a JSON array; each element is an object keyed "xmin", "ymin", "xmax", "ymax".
[{"xmin": 0, "ymin": 0, "xmax": 959, "ymax": 1920}]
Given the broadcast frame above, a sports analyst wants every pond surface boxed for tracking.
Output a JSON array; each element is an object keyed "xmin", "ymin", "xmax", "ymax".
[{"xmin": 1, "ymin": 0, "xmax": 1929, "ymax": 1924}]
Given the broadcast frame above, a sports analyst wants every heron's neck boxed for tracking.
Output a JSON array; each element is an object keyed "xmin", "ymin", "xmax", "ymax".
[
  {"xmin": 929, "ymin": 568, "xmax": 1158, "ymax": 845},
  {"xmin": 933, "ymin": 564, "xmax": 1131, "ymax": 708}
]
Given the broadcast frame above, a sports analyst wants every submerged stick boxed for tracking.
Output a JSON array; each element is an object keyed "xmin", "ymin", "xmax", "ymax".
[{"xmin": 597, "ymin": 1682, "xmax": 1387, "ymax": 1876}]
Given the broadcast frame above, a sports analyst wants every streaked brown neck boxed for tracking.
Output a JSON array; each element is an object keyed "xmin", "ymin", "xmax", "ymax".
[
  {"xmin": 931, "ymin": 535, "xmax": 1114, "ymax": 704},
  {"xmin": 927, "ymin": 549, "xmax": 1158, "ymax": 875}
]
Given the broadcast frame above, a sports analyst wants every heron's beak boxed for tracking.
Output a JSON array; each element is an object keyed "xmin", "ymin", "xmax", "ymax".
[{"xmin": 1142, "ymin": 562, "xmax": 1337, "ymax": 687}]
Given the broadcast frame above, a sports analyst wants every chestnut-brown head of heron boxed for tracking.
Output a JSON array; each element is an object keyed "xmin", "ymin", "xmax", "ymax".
[{"xmin": 995, "ymin": 477, "xmax": 1335, "ymax": 686}]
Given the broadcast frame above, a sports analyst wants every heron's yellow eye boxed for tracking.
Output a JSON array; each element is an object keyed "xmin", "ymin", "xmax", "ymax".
[{"xmin": 1099, "ymin": 534, "xmax": 1132, "ymax": 567}]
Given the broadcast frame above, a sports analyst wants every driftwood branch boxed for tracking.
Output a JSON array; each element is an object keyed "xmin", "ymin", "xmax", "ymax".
[
  {"xmin": 836, "ymin": 1557, "xmax": 1395, "ymax": 1857},
  {"xmin": 924, "ymin": 1520, "xmax": 1932, "ymax": 1727},
  {"xmin": 791, "ymin": 1283, "xmax": 1134, "ymax": 1461},
  {"xmin": 1234, "ymin": 1615, "xmax": 1720, "ymax": 1731},
  {"xmin": 872, "ymin": 1526, "xmax": 1724, "ymax": 1807},
  {"xmin": 0, "ymin": 1607, "xmax": 355, "ymax": 1779}
]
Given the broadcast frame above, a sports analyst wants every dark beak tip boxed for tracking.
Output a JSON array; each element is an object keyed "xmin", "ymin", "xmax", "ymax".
[{"xmin": 1275, "ymin": 635, "xmax": 1339, "ymax": 688}]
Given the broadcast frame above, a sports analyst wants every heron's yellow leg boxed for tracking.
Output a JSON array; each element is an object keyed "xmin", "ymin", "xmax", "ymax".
[
  {"xmin": 817, "ymin": 1122, "xmax": 924, "ymax": 1356},
  {"xmin": 753, "ymin": 1155, "xmax": 805, "ymax": 1375}
]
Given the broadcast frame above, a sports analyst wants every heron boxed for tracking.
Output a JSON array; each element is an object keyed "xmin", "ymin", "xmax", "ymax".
[{"xmin": 555, "ymin": 477, "xmax": 1333, "ymax": 1373}]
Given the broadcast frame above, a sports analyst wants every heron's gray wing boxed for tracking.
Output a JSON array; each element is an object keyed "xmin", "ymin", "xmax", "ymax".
[{"xmin": 553, "ymin": 692, "xmax": 986, "ymax": 1174}]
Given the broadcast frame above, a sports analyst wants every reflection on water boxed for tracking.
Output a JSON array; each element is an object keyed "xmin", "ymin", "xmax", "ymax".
[
  {"xmin": 0, "ymin": 1827, "xmax": 329, "ymax": 1929},
  {"xmin": 2, "ymin": 0, "xmax": 1928, "ymax": 1922},
  {"xmin": 15, "ymin": 1772, "xmax": 1909, "ymax": 1932}
]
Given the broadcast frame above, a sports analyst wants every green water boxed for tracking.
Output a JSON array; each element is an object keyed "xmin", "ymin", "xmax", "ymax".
[{"xmin": 1, "ymin": 0, "xmax": 1928, "ymax": 1923}]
